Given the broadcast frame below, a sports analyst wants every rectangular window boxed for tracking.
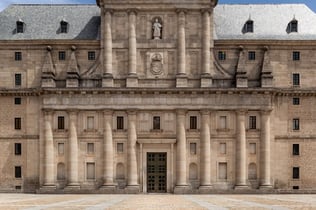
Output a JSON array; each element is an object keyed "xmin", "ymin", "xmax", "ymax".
[
  {"xmin": 58, "ymin": 143, "xmax": 64, "ymax": 155},
  {"xmin": 249, "ymin": 143, "xmax": 256, "ymax": 154},
  {"xmin": 58, "ymin": 51, "xmax": 66, "ymax": 60},
  {"xmin": 117, "ymin": 116, "xmax": 124, "ymax": 130},
  {"xmin": 220, "ymin": 143, "xmax": 226, "ymax": 154},
  {"xmin": 293, "ymin": 144, "xmax": 300, "ymax": 155},
  {"xmin": 249, "ymin": 116, "xmax": 257, "ymax": 129},
  {"xmin": 88, "ymin": 51, "xmax": 96, "ymax": 60},
  {"xmin": 87, "ymin": 116, "xmax": 94, "ymax": 130},
  {"xmin": 15, "ymin": 166, "xmax": 22, "ymax": 178},
  {"xmin": 293, "ymin": 167, "xmax": 300, "ymax": 179},
  {"xmin": 57, "ymin": 116, "xmax": 65, "ymax": 130},
  {"xmin": 218, "ymin": 51, "xmax": 226, "ymax": 61},
  {"xmin": 190, "ymin": 143, "xmax": 197, "ymax": 155},
  {"xmin": 293, "ymin": 73, "xmax": 300, "ymax": 86},
  {"xmin": 293, "ymin": 98, "xmax": 300, "ymax": 105},
  {"xmin": 218, "ymin": 162, "xmax": 227, "ymax": 179},
  {"xmin": 189, "ymin": 116, "xmax": 197, "ymax": 130},
  {"xmin": 153, "ymin": 116, "xmax": 160, "ymax": 130},
  {"xmin": 293, "ymin": 118, "xmax": 300, "ymax": 131},
  {"xmin": 87, "ymin": 143, "xmax": 94, "ymax": 154},
  {"xmin": 15, "ymin": 74, "xmax": 22, "ymax": 86},
  {"xmin": 117, "ymin": 143, "xmax": 124, "ymax": 153},
  {"xmin": 248, "ymin": 51, "xmax": 256, "ymax": 60},
  {"xmin": 15, "ymin": 52, "xmax": 22, "ymax": 61},
  {"xmin": 14, "ymin": 97, "xmax": 21, "ymax": 105},
  {"xmin": 15, "ymin": 143, "xmax": 22, "ymax": 155},
  {"xmin": 86, "ymin": 162, "xmax": 95, "ymax": 180},
  {"xmin": 220, "ymin": 116, "xmax": 227, "ymax": 129},
  {"xmin": 293, "ymin": 51, "xmax": 300, "ymax": 61},
  {"xmin": 293, "ymin": 186, "xmax": 299, "ymax": 190},
  {"xmin": 14, "ymin": 118, "xmax": 21, "ymax": 130}
]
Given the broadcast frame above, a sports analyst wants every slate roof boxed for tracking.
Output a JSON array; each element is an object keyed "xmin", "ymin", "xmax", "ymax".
[{"xmin": 0, "ymin": 4, "xmax": 315, "ymax": 41}]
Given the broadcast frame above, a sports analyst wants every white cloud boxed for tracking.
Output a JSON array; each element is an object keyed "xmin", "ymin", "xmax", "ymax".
[{"xmin": 0, "ymin": 0, "xmax": 81, "ymax": 12}]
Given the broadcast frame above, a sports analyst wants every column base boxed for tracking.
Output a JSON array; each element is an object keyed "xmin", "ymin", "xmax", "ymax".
[
  {"xmin": 38, "ymin": 184, "xmax": 56, "ymax": 193},
  {"xmin": 176, "ymin": 74, "xmax": 188, "ymax": 88},
  {"xmin": 125, "ymin": 185, "xmax": 140, "ymax": 194},
  {"xmin": 174, "ymin": 185, "xmax": 190, "ymax": 194},
  {"xmin": 99, "ymin": 184, "xmax": 117, "ymax": 193},
  {"xmin": 234, "ymin": 185, "xmax": 249, "ymax": 190},
  {"xmin": 126, "ymin": 75, "xmax": 138, "ymax": 88},
  {"xmin": 64, "ymin": 184, "xmax": 80, "ymax": 192},
  {"xmin": 198, "ymin": 185, "xmax": 213, "ymax": 194},
  {"xmin": 102, "ymin": 75, "xmax": 114, "ymax": 87},
  {"xmin": 260, "ymin": 185, "xmax": 273, "ymax": 190},
  {"xmin": 200, "ymin": 74, "xmax": 212, "ymax": 88}
]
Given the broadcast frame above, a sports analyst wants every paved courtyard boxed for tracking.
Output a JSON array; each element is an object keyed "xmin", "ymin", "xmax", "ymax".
[{"xmin": 0, "ymin": 194, "xmax": 315, "ymax": 210}]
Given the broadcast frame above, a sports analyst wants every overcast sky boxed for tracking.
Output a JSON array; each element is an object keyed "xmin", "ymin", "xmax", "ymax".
[{"xmin": 0, "ymin": 0, "xmax": 315, "ymax": 12}]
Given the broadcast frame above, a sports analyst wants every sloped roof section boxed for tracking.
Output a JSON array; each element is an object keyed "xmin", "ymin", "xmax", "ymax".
[
  {"xmin": 214, "ymin": 4, "xmax": 316, "ymax": 40},
  {"xmin": 0, "ymin": 4, "xmax": 100, "ymax": 40}
]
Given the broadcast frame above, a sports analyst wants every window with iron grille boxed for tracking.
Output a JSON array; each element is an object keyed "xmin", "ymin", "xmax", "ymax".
[
  {"xmin": 15, "ymin": 52, "xmax": 22, "ymax": 61},
  {"xmin": 117, "ymin": 116, "xmax": 124, "ymax": 130},
  {"xmin": 293, "ymin": 167, "xmax": 300, "ymax": 179},
  {"xmin": 153, "ymin": 116, "xmax": 161, "ymax": 130},
  {"xmin": 293, "ymin": 51, "xmax": 300, "ymax": 61},
  {"xmin": 88, "ymin": 51, "xmax": 96, "ymax": 60},
  {"xmin": 14, "ymin": 118, "xmax": 21, "ymax": 130},
  {"xmin": 59, "ymin": 51, "xmax": 66, "ymax": 60},
  {"xmin": 249, "ymin": 116, "xmax": 256, "ymax": 129},
  {"xmin": 293, "ymin": 118, "xmax": 300, "ymax": 130},
  {"xmin": 190, "ymin": 116, "xmax": 197, "ymax": 130},
  {"xmin": 293, "ymin": 73, "xmax": 300, "ymax": 86},
  {"xmin": 293, "ymin": 144, "xmax": 300, "ymax": 155},
  {"xmin": 293, "ymin": 97, "xmax": 300, "ymax": 105},
  {"xmin": 218, "ymin": 51, "xmax": 226, "ymax": 61},
  {"xmin": 14, "ymin": 97, "xmax": 21, "ymax": 105},
  {"xmin": 15, "ymin": 74, "xmax": 22, "ymax": 86},
  {"xmin": 57, "ymin": 116, "xmax": 65, "ymax": 130},
  {"xmin": 248, "ymin": 51, "xmax": 256, "ymax": 60}
]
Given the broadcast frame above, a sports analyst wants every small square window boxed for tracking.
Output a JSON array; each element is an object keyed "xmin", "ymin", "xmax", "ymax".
[
  {"xmin": 15, "ymin": 74, "xmax": 22, "ymax": 86},
  {"xmin": 220, "ymin": 143, "xmax": 226, "ymax": 154},
  {"xmin": 190, "ymin": 143, "xmax": 197, "ymax": 155},
  {"xmin": 117, "ymin": 116, "xmax": 124, "ymax": 130},
  {"xmin": 293, "ymin": 98, "xmax": 300, "ymax": 105},
  {"xmin": 14, "ymin": 97, "xmax": 21, "ymax": 105},
  {"xmin": 249, "ymin": 143, "xmax": 256, "ymax": 154},
  {"xmin": 88, "ymin": 51, "xmax": 96, "ymax": 60},
  {"xmin": 293, "ymin": 73, "xmax": 300, "ymax": 86},
  {"xmin": 218, "ymin": 51, "xmax": 226, "ymax": 61},
  {"xmin": 293, "ymin": 51, "xmax": 300, "ymax": 61},
  {"xmin": 59, "ymin": 51, "xmax": 66, "ymax": 60},
  {"xmin": 190, "ymin": 116, "xmax": 197, "ymax": 130},
  {"xmin": 15, "ymin": 143, "xmax": 22, "ymax": 155},
  {"xmin": 15, "ymin": 52, "xmax": 22, "ymax": 61},
  {"xmin": 14, "ymin": 118, "xmax": 21, "ymax": 130},
  {"xmin": 58, "ymin": 143, "xmax": 64, "ymax": 155},
  {"xmin": 249, "ymin": 116, "xmax": 257, "ymax": 129},
  {"xmin": 293, "ymin": 167, "xmax": 300, "ymax": 179},
  {"xmin": 87, "ymin": 143, "xmax": 94, "ymax": 154},
  {"xmin": 57, "ymin": 116, "xmax": 65, "ymax": 130},
  {"xmin": 153, "ymin": 116, "xmax": 160, "ymax": 130},
  {"xmin": 117, "ymin": 143, "xmax": 124, "ymax": 153},
  {"xmin": 248, "ymin": 51, "xmax": 256, "ymax": 60},
  {"xmin": 293, "ymin": 144, "xmax": 300, "ymax": 155},
  {"xmin": 15, "ymin": 166, "xmax": 22, "ymax": 178},
  {"xmin": 293, "ymin": 118, "xmax": 300, "ymax": 131}
]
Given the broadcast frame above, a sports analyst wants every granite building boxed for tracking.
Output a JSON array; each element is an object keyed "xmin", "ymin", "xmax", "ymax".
[{"xmin": 0, "ymin": 0, "xmax": 316, "ymax": 193}]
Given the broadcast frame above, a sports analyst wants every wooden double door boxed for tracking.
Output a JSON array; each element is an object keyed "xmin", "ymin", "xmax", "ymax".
[{"xmin": 147, "ymin": 153, "xmax": 167, "ymax": 193}]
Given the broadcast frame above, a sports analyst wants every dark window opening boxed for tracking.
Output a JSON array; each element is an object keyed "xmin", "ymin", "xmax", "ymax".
[
  {"xmin": 293, "ymin": 118, "xmax": 300, "ymax": 130},
  {"xmin": 293, "ymin": 73, "xmax": 300, "ymax": 86},
  {"xmin": 293, "ymin": 98, "xmax": 300, "ymax": 105},
  {"xmin": 190, "ymin": 116, "xmax": 197, "ymax": 130},
  {"xmin": 248, "ymin": 51, "xmax": 256, "ymax": 60},
  {"xmin": 15, "ymin": 166, "xmax": 22, "ymax": 178},
  {"xmin": 15, "ymin": 74, "xmax": 22, "ymax": 86},
  {"xmin": 249, "ymin": 116, "xmax": 257, "ymax": 129},
  {"xmin": 293, "ymin": 144, "xmax": 300, "ymax": 155},
  {"xmin": 15, "ymin": 52, "xmax": 22, "ymax": 61},
  {"xmin": 14, "ymin": 97, "xmax": 21, "ymax": 105},
  {"xmin": 117, "ymin": 116, "xmax": 124, "ymax": 130},
  {"xmin": 88, "ymin": 51, "xmax": 96, "ymax": 60},
  {"xmin": 60, "ymin": 21, "xmax": 68, "ymax": 33},
  {"xmin": 15, "ymin": 143, "xmax": 22, "ymax": 155},
  {"xmin": 153, "ymin": 116, "xmax": 161, "ymax": 130},
  {"xmin": 59, "ymin": 51, "xmax": 66, "ymax": 60},
  {"xmin": 244, "ymin": 20, "xmax": 254, "ymax": 33},
  {"xmin": 289, "ymin": 20, "xmax": 298, "ymax": 33},
  {"xmin": 218, "ymin": 51, "xmax": 226, "ymax": 61},
  {"xmin": 57, "ymin": 116, "xmax": 65, "ymax": 130},
  {"xmin": 293, "ymin": 186, "xmax": 299, "ymax": 190},
  {"xmin": 16, "ymin": 21, "xmax": 24, "ymax": 33},
  {"xmin": 293, "ymin": 167, "xmax": 300, "ymax": 179},
  {"xmin": 293, "ymin": 51, "xmax": 300, "ymax": 61},
  {"xmin": 14, "ymin": 118, "xmax": 21, "ymax": 130}
]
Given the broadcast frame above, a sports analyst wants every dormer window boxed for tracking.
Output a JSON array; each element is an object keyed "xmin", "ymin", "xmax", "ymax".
[
  {"xmin": 16, "ymin": 20, "xmax": 24, "ymax": 33},
  {"xmin": 289, "ymin": 20, "xmax": 298, "ymax": 33},
  {"xmin": 244, "ymin": 20, "xmax": 254, "ymax": 33},
  {"xmin": 60, "ymin": 20, "xmax": 68, "ymax": 33}
]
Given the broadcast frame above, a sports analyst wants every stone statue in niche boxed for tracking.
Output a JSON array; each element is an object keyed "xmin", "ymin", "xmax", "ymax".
[
  {"xmin": 152, "ymin": 18, "xmax": 162, "ymax": 39},
  {"xmin": 150, "ymin": 53, "xmax": 163, "ymax": 75}
]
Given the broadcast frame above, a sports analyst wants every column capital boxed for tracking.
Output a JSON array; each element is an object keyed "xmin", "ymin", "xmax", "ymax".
[
  {"xmin": 103, "ymin": 110, "xmax": 113, "ymax": 116},
  {"xmin": 43, "ymin": 109, "xmax": 54, "ymax": 116},
  {"xmin": 176, "ymin": 109, "xmax": 187, "ymax": 115},
  {"xmin": 200, "ymin": 109, "xmax": 211, "ymax": 115},
  {"xmin": 127, "ymin": 8, "xmax": 138, "ymax": 15},
  {"xmin": 127, "ymin": 109, "xmax": 138, "ymax": 115},
  {"xmin": 200, "ymin": 8, "xmax": 212, "ymax": 14},
  {"xmin": 261, "ymin": 109, "xmax": 272, "ymax": 115},
  {"xmin": 236, "ymin": 109, "xmax": 247, "ymax": 115},
  {"xmin": 176, "ymin": 8, "xmax": 187, "ymax": 14},
  {"xmin": 68, "ymin": 109, "xmax": 79, "ymax": 115},
  {"xmin": 104, "ymin": 9, "xmax": 114, "ymax": 15}
]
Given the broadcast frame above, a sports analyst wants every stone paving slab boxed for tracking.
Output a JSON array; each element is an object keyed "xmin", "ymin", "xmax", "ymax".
[{"xmin": 0, "ymin": 194, "xmax": 315, "ymax": 210}]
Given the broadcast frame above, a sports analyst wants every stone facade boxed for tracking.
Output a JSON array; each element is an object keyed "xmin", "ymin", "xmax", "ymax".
[{"xmin": 0, "ymin": 0, "xmax": 316, "ymax": 193}]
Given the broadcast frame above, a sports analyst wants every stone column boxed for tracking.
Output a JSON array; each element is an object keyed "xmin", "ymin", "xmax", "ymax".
[
  {"xmin": 67, "ymin": 110, "xmax": 80, "ymax": 188},
  {"xmin": 174, "ymin": 109, "xmax": 189, "ymax": 193},
  {"xmin": 127, "ymin": 9, "xmax": 138, "ymax": 87},
  {"xmin": 102, "ymin": 110, "xmax": 115, "ymax": 189},
  {"xmin": 102, "ymin": 9, "xmax": 114, "ymax": 87},
  {"xmin": 127, "ymin": 111, "xmax": 139, "ymax": 192},
  {"xmin": 235, "ymin": 110, "xmax": 248, "ymax": 189},
  {"xmin": 201, "ymin": 9, "xmax": 213, "ymax": 87},
  {"xmin": 176, "ymin": 10, "xmax": 187, "ymax": 88},
  {"xmin": 260, "ymin": 110, "xmax": 272, "ymax": 189},
  {"xmin": 43, "ymin": 110, "xmax": 56, "ymax": 189},
  {"xmin": 199, "ymin": 110, "xmax": 212, "ymax": 191}
]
